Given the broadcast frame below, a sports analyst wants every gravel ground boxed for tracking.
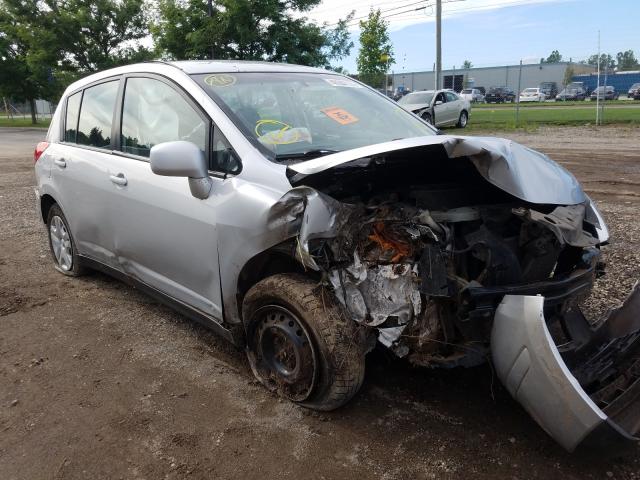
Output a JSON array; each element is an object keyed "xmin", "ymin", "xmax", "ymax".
[{"xmin": 1, "ymin": 126, "xmax": 639, "ymax": 479}]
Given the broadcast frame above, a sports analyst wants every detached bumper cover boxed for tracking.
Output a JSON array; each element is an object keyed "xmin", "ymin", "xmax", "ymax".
[{"xmin": 492, "ymin": 287, "xmax": 640, "ymax": 454}]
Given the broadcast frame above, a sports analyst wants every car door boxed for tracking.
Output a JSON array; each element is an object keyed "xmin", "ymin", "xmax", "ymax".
[
  {"xmin": 445, "ymin": 92, "xmax": 461, "ymax": 124},
  {"xmin": 105, "ymin": 75, "xmax": 226, "ymax": 319},
  {"xmin": 51, "ymin": 78, "xmax": 121, "ymax": 267},
  {"xmin": 432, "ymin": 92, "xmax": 448, "ymax": 126}
]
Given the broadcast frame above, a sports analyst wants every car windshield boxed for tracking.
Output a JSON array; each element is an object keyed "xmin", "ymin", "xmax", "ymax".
[
  {"xmin": 194, "ymin": 72, "xmax": 435, "ymax": 160},
  {"xmin": 523, "ymin": 88, "xmax": 537, "ymax": 93},
  {"xmin": 461, "ymin": 89, "xmax": 472, "ymax": 94},
  {"xmin": 632, "ymin": 83, "xmax": 640, "ymax": 89},
  {"xmin": 398, "ymin": 92, "xmax": 435, "ymax": 105}
]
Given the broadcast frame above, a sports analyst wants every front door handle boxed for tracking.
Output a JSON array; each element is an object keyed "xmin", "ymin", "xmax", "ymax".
[
  {"xmin": 109, "ymin": 173, "xmax": 128, "ymax": 186},
  {"xmin": 54, "ymin": 158, "xmax": 66, "ymax": 168}
]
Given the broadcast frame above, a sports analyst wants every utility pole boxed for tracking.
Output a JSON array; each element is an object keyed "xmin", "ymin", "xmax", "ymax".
[
  {"xmin": 435, "ymin": 0, "xmax": 442, "ymax": 90},
  {"xmin": 596, "ymin": 30, "xmax": 600, "ymax": 125},
  {"xmin": 515, "ymin": 59, "xmax": 523, "ymax": 127},
  {"xmin": 208, "ymin": 0, "xmax": 215, "ymax": 59}
]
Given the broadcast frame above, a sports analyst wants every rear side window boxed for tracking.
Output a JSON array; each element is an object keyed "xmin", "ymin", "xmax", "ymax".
[
  {"xmin": 64, "ymin": 92, "xmax": 82, "ymax": 142},
  {"xmin": 76, "ymin": 80, "xmax": 119, "ymax": 148},
  {"xmin": 120, "ymin": 77, "xmax": 206, "ymax": 158}
]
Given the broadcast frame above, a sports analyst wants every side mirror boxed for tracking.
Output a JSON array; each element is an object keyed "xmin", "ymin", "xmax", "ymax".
[
  {"xmin": 150, "ymin": 141, "xmax": 212, "ymax": 200},
  {"xmin": 435, "ymin": 100, "xmax": 443, "ymax": 106}
]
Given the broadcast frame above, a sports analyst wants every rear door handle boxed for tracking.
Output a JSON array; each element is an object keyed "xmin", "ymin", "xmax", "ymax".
[
  {"xmin": 54, "ymin": 158, "xmax": 66, "ymax": 168},
  {"xmin": 109, "ymin": 173, "xmax": 128, "ymax": 186}
]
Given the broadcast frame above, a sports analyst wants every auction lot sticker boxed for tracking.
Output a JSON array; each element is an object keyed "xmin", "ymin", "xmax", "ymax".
[
  {"xmin": 321, "ymin": 106, "xmax": 359, "ymax": 125},
  {"xmin": 323, "ymin": 77, "xmax": 363, "ymax": 88},
  {"xmin": 204, "ymin": 74, "xmax": 236, "ymax": 87}
]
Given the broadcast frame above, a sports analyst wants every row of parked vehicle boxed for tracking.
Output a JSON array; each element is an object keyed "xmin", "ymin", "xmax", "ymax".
[{"xmin": 432, "ymin": 81, "xmax": 640, "ymax": 103}]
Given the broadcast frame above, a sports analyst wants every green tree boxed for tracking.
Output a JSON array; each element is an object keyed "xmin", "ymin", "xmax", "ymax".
[
  {"xmin": 1, "ymin": 0, "xmax": 152, "ymax": 122},
  {"xmin": 542, "ymin": 50, "xmax": 562, "ymax": 63},
  {"xmin": 462, "ymin": 60, "xmax": 473, "ymax": 69},
  {"xmin": 56, "ymin": 0, "xmax": 152, "ymax": 72},
  {"xmin": 151, "ymin": 0, "xmax": 353, "ymax": 68},
  {"xmin": 0, "ymin": 4, "xmax": 60, "ymax": 123},
  {"xmin": 356, "ymin": 9, "xmax": 393, "ymax": 88},
  {"xmin": 563, "ymin": 66, "xmax": 575, "ymax": 86},
  {"xmin": 616, "ymin": 50, "xmax": 639, "ymax": 71},
  {"xmin": 587, "ymin": 53, "xmax": 616, "ymax": 70}
]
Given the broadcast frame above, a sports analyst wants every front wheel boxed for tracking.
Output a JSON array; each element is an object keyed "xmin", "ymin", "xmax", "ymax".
[
  {"xmin": 421, "ymin": 111, "xmax": 433, "ymax": 124},
  {"xmin": 243, "ymin": 274, "xmax": 367, "ymax": 411},
  {"xmin": 457, "ymin": 110, "xmax": 469, "ymax": 128}
]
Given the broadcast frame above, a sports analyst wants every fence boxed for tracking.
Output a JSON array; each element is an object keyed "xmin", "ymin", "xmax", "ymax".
[{"xmin": 1, "ymin": 98, "xmax": 55, "ymax": 121}]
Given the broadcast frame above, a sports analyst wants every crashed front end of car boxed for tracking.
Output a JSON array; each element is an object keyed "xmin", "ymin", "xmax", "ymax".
[{"xmin": 272, "ymin": 135, "xmax": 640, "ymax": 454}]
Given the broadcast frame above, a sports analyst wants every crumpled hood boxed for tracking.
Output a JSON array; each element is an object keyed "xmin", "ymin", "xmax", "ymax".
[{"xmin": 287, "ymin": 135, "xmax": 586, "ymax": 205}]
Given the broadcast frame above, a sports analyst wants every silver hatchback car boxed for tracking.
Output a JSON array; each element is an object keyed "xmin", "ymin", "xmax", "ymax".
[{"xmin": 35, "ymin": 61, "xmax": 640, "ymax": 454}]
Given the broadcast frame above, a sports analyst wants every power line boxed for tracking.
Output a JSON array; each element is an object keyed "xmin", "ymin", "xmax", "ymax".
[
  {"xmin": 311, "ymin": 0, "xmax": 424, "ymax": 15},
  {"xmin": 324, "ymin": 0, "xmax": 430, "ymax": 27},
  {"xmin": 328, "ymin": 0, "xmax": 559, "ymax": 29},
  {"xmin": 332, "ymin": 0, "xmax": 466, "ymax": 27}
]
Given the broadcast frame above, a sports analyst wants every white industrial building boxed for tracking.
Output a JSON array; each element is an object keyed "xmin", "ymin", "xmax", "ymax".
[{"xmin": 391, "ymin": 62, "xmax": 597, "ymax": 93}]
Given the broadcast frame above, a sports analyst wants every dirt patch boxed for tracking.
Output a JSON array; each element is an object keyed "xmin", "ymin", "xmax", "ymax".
[
  {"xmin": 0, "ymin": 126, "xmax": 638, "ymax": 479},
  {"xmin": 0, "ymin": 288, "xmax": 30, "ymax": 316}
]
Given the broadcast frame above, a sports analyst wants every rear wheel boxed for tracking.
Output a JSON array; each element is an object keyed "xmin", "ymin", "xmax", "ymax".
[
  {"xmin": 46, "ymin": 204, "xmax": 86, "ymax": 276},
  {"xmin": 457, "ymin": 110, "xmax": 468, "ymax": 128},
  {"xmin": 243, "ymin": 274, "xmax": 367, "ymax": 411}
]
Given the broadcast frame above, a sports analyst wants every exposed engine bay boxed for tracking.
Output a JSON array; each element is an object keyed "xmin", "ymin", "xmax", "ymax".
[
  {"xmin": 296, "ymin": 154, "xmax": 602, "ymax": 368},
  {"xmin": 268, "ymin": 138, "xmax": 640, "ymax": 454}
]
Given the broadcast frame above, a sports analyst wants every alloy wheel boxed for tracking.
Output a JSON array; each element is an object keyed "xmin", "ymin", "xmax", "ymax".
[{"xmin": 49, "ymin": 215, "xmax": 73, "ymax": 271}]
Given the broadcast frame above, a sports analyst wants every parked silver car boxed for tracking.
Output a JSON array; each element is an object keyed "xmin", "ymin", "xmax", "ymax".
[
  {"xmin": 35, "ymin": 61, "xmax": 640, "ymax": 454},
  {"xmin": 397, "ymin": 89, "xmax": 470, "ymax": 127},
  {"xmin": 460, "ymin": 88, "xmax": 485, "ymax": 103}
]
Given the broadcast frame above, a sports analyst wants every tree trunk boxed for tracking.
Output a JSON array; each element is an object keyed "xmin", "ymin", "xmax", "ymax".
[{"xmin": 29, "ymin": 98, "xmax": 37, "ymax": 124}]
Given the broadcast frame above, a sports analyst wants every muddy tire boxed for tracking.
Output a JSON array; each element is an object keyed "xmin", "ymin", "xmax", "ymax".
[
  {"xmin": 46, "ymin": 204, "xmax": 86, "ymax": 276},
  {"xmin": 243, "ymin": 273, "xmax": 367, "ymax": 411}
]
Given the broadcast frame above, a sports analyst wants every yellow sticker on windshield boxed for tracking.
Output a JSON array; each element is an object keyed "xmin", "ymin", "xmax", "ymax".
[
  {"xmin": 321, "ymin": 107, "xmax": 359, "ymax": 125},
  {"xmin": 204, "ymin": 74, "xmax": 236, "ymax": 88}
]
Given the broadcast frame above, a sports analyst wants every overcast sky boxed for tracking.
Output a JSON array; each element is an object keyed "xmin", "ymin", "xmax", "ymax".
[{"xmin": 305, "ymin": 0, "xmax": 639, "ymax": 73}]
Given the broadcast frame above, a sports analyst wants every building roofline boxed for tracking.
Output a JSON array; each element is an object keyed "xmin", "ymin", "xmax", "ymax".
[{"xmin": 391, "ymin": 61, "xmax": 595, "ymax": 76}]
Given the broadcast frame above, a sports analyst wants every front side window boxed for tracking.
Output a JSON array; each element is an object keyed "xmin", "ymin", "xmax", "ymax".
[
  {"xmin": 76, "ymin": 80, "xmax": 119, "ymax": 148},
  {"xmin": 120, "ymin": 77, "xmax": 206, "ymax": 158},
  {"xmin": 445, "ymin": 92, "xmax": 458, "ymax": 102},
  {"xmin": 211, "ymin": 128, "xmax": 241, "ymax": 174},
  {"xmin": 64, "ymin": 92, "xmax": 82, "ymax": 143},
  {"xmin": 194, "ymin": 72, "xmax": 435, "ymax": 161}
]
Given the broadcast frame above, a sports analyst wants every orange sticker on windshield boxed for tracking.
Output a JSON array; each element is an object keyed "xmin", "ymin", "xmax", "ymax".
[{"xmin": 321, "ymin": 107, "xmax": 359, "ymax": 125}]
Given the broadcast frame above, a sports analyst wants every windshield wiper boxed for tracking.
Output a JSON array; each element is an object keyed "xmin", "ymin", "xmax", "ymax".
[{"xmin": 274, "ymin": 149, "xmax": 340, "ymax": 161}]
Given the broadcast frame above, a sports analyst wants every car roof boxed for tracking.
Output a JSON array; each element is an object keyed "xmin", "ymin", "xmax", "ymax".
[
  {"xmin": 62, "ymin": 60, "xmax": 335, "ymax": 96},
  {"xmin": 168, "ymin": 60, "xmax": 329, "ymax": 74}
]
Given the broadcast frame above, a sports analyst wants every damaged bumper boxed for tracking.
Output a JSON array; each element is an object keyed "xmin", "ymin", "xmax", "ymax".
[{"xmin": 492, "ymin": 285, "xmax": 640, "ymax": 454}]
